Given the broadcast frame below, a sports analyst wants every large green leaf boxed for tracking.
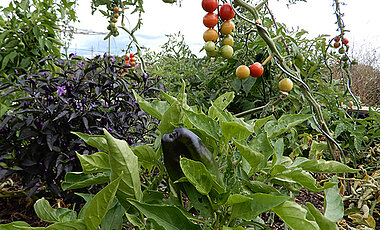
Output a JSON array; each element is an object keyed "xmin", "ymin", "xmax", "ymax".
[
  {"xmin": 128, "ymin": 199, "xmax": 202, "ymax": 230},
  {"xmin": 47, "ymin": 220, "xmax": 87, "ymax": 230},
  {"xmin": 291, "ymin": 157, "xmax": 359, "ymax": 173},
  {"xmin": 100, "ymin": 202, "xmax": 125, "ymax": 230},
  {"xmin": 33, "ymin": 198, "xmax": 59, "ymax": 223},
  {"xmin": 208, "ymin": 104, "xmax": 234, "ymax": 121},
  {"xmin": 72, "ymin": 132, "xmax": 108, "ymax": 153},
  {"xmin": 306, "ymin": 203, "xmax": 338, "ymax": 230},
  {"xmin": 0, "ymin": 220, "xmax": 86, "ymax": 230},
  {"xmin": 180, "ymin": 157, "xmax": 224, "ymax": 195},
  {"xmin": 105, "ymin": 129, "xmax": 142, "ymax": 201},
  {"xmin": 252, "ymin": 115, "xmax": 273, "ymax": 133},
  {"xmin": 272, "ymin": 201, "xmax": 319, "ymax": 230},
  {"xmin": 132, "ymin": 145, "xmax": 160, "ymax": 170},
  {"xmin": 273, "ymin": 138, "xmax": 284, "ymax": 166},
  {"xmin": 84, "ymin": 174, "xmax": 122, "ymax": 230},
  {"xmin": 221, "ymin": 121, "xmax": 252, "ymax": 141},
  {"xmin": 0, "ymin": 221, "xmax": 37, "ymax": 230},
  {"xmin": 61, "ymin": 172, "xmax": 110, "ymax": 191},
  {"xmin": 184, "ymin": 109, "xmax": 221, "ymax": 141},
  {"xmin": 249, "ymin": 133, "xmax": 274, "ymax": 169},
  {"xmin": 228, "ymin": 193, "xmax": 289, "ymax": 220},
  {"xmin": 77, "ymin": 152, "xmax": 110, "ymax": 174},
  {"xmin": 158, "ymin": 102, "xmax": 183, "ymax": 134},
  {"xmin": 265, "ymin": 114, "xmax": 313, "ymax": 138},
  {"xmin": 274, "ymin": 168, "xmax": 327, "ymax": 192},
  {"xmin": 34, "ymin": 198, "xmax": 77, "ymax": 224},
  {"xmin": 132, "ymin": 90, "xmax": 169, "ymax": 120},
  {"xmin": 234, "ymin": 139, "xmax": 264, "ymax": 173},
  {"xmin": 324, "ymin": 176, "xmax": 344, "ymax": 222},
  {"xmin": 213, "ymin": 92, "xmax": 234, "ymax": 110}
]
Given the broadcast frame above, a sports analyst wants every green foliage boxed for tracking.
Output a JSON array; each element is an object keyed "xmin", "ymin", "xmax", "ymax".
[
  {"xmin": 0, "ymin": 0, "xmax": 77, "ymax": 75},
  {"xmin": 1, "ymin": 84, "xmax": 359, "ymax": 228}
]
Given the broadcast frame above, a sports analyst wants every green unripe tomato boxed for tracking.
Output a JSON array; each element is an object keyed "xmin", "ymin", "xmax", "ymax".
[
  {"xmin": 279, "ymin": 78, "xmax": 294, "ymax": 92},
  {"xmin": 363, "ymin": 136, "xmax": 369, "ymax": 143},
  {"xmin": 339, "ymin": 47, "xmax": 345, "ymax": 54},
  {"xmin": 206, "ymin": 46, "xmax": 219, "ymax": 57},
  {"xmin": 220, "ymin": 45, "xmax": 233, "ymax": 59},
  {"xmin": 204, "ymin": 41, "xmax": 216, "ymax": 52}
]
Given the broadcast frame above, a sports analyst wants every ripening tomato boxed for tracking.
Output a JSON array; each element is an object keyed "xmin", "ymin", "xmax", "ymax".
[
  {"xmin": 203, "ymin": 28, "xmax": 218, "ymax": 42},
  {"xmin": 219, "ymin": 3, "xmax": 235, "ymax": 21},
  {"xmin": 114, "ymin": 13, "xmax": 119, "ymax": 18},
  {"xmin": 220, "ymin": 20, "xmax": 235, "ymax": 35},
  {"xmin": 202, "ymin": 0, "xmax": 218, "ymax": 13},
  {"xmin": 203, "ymin": 13, "xmax": 218, "ymax": 28},
  {"xmin": 236, "ymin": 65, "xmax": 250, "ymax": 80},
  {"xmin": 114, "ymin": 7, "xmax": 120, "ymax": 12},
  {"xmin": 249, "ymin": 62, "xmax": 264, "ymax": 78},
  {"xmin": 278, "ymin": 78, "xmax": 293, "ymax": 92},
  {"xmin": 333, "ymin": 42, "xmax": 340, "ymax": 48}
]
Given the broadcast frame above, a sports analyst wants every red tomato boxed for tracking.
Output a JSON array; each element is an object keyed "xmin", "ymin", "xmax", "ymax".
[
  {"xmin": 202, "ymin": 0, "xmax": 218, "ymax": 13},
  {"xmin": 203, "ymin": 13, "xmax": 218, "ymax": 28},
  {"xmin": 249, "ymin": 62, "xmax": 264, "ymax": 78},
  {"xmin": 219, "ymin": 3, "xmax": 235, "ymax": 21},
  {"xmin": 334, "ymin": 36, "xmax": 340, "ymax": 42},
  {"xmin": 342, "ymin": 38, "xmax": 349, "ymax": 45}
]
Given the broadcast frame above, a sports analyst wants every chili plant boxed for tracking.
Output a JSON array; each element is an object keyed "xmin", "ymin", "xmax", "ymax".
[{"xmin": 0, "ymin": 54, "xmax": 161, "ymax": 197}]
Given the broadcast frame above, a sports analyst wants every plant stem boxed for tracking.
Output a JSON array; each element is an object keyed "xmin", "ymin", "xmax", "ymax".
[{"xmin": 233, "ymin": 0, "xmax": 343, "ymax": 162}]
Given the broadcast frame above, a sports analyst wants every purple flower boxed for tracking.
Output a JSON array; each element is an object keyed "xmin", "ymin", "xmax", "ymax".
[
  {"xmin": 132, "ymin": 83, "xmax": 137, "ymax": 87},
  {"xmin": 56, "ymin": 86, "xmax": 66, "ymax": 96},
  {"xmin": 132, "ymin": 101, "xmax": 139, "ymax": 108},
  {"xmin": 78, "ymin": 62, "xmax": 84, "ymax": 67},
  {"xmin": 40, "ymin": 72, "xmax": 47, "ymax": 77},
  {"xmin": 110, "ymin": 56, "xmax": 116, "ymax": 63}
]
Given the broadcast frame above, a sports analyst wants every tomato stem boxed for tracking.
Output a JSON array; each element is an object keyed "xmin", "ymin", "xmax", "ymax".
[{"xmin": 262, "ymin": 55, "xmax": 272, "ymax": 66}]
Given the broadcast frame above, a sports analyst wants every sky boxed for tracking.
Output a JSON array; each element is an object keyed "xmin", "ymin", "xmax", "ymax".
[{"xmin": 1, "ymin": 0, "xmax": 380, "ymax": 58}]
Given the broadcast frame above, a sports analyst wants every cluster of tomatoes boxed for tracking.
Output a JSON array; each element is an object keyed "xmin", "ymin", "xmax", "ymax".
[
  {"xmin": 202, "ymin": 0, "xmax": 235, "ymax": 59},
  {"xmin": 120, "ymin": 53, "xmax": 136, "ymax": 75},
  {"xmin": 235, "ymin": 57, "xmax": 293, "ymax": 92},
  {"xmin": 107, "ymin": 6, "xmax": 121, "ymax": 37},
  {"xmin": 235, "ymin": 62, "xmax": 263, "ymax": 80},
  {"xmin": 333, "ymin": 36, "xmax": 349, "ymax": 55},
  {"xmin": 124, "ymin": 53, "xmax": 136, "ymax": 67}
]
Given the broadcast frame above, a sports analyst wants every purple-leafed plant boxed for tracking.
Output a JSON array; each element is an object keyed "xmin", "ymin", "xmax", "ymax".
[{"xmin": 0, "ymin": 53, "xmax": 162, "ymax": 197}]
